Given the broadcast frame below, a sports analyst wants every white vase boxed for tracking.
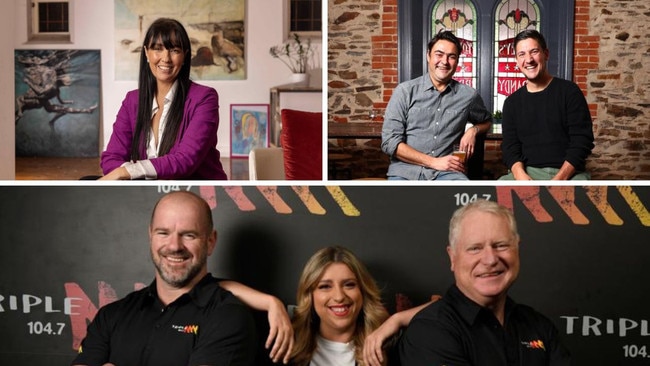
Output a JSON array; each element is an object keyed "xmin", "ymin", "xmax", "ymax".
[{"xmin": 289, "ymin": 73, "xmax": 309, "ymax": 86}]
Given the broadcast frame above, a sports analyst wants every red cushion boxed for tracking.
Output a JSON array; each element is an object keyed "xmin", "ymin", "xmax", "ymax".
[{"xmin": 280, "ymin": 109, "xmax": 322, "ymax": 180}]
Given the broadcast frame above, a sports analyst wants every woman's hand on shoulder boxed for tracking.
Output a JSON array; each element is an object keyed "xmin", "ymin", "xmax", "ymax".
[
  {"xmin": 363, "ymin": 295, "xmax": 442, "ymax": 366},
  {"xmin": 266, "ymin": 296, "xmax": 294, "ymax": 364},
  {"xmin": 363, "ymin": 316, "xmax": 400, "ymax": 366}
]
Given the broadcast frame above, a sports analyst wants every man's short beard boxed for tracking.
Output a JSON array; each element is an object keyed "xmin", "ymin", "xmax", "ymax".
[
  {"xmin": 152, "ymin": 249, "xmax": 207, "ymax": 288},
  {"xmin": 155, "ymin": 262, "xmax": 203, "ymax": 288}
]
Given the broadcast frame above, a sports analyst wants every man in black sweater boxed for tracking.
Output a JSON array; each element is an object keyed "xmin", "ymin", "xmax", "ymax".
[{"xmin": 499, "ymin": 30, "xmax": 594, "ymax": 180}]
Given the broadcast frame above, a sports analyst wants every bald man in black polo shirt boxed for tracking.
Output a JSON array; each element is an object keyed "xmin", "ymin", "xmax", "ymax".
[
  {"xmin": 399, "ymin": 200, "xmax": 570, "ymax": 366},
  {"xmin": 72, "ymin": 191, "xmax": 257, "ymax": 366}
]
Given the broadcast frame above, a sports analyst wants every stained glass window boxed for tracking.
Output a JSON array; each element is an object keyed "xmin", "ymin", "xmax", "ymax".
[
  {"xmin": 493, "ymin": 0, "xmax": 540, "ymax": 112},
  {"xmin": 431, "ymin": 0, "xmax": 477, "ymax": 88}
]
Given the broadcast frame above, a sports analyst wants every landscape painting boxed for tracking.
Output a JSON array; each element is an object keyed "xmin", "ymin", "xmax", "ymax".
[{"xmin": 114, "ymin": 0, "xmax": 245, "ymax": 80}]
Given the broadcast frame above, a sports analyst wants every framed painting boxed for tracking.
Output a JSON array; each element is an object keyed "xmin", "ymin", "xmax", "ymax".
[
  {"xmin": 114, "ymin": 0, "xmax": 245, "ymax": 80},
  {"xmin": 230, "ymin": 104, "xmax": 270, "ymax": 158},
  {"xmin": 14, "ymin": 49, "xmax": 101, "ymax": 158}
]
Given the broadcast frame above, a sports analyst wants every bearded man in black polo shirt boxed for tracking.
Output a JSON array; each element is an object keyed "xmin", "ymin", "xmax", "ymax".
[
  {"xmin": 72, "ymin": 191, "xmax": 257, "ymax": 366},
  {"xmin": 399, "ymin": 200, "xmax": 570, "ymax": 366}
]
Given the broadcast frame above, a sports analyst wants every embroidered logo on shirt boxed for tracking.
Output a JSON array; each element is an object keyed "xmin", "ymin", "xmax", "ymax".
[
  {"xmin": 172, "ymin": 324, "xmax": 199, "ymax": 335},
  {"xmin": 521, "ymin": 339, "xmax": 546, "ymax": 350}
]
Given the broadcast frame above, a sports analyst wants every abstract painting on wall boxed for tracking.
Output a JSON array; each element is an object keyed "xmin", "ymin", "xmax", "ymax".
[
  {"xmin": 115, "ymin": 0, "xmax": 245, "ymax": 80},
  {"xmin": 14, "ymin": 49, "xmax": 101, "ymax": 158}
]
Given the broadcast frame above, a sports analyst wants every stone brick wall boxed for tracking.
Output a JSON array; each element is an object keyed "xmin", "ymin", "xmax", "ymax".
[
  {"xmin": 328, "ymin": 0, "xmax": 650, "ymax": 180},
  {"xmin": 328, "ymin": 0, "xmax": 390, "ymax": 121},
  {"xmin": 328, "ymin": 0, "xmax": 396, "ymax": 179},
  {"xmin": 580, "ymin": 0, "xmax": 650, "ymax": 179}
]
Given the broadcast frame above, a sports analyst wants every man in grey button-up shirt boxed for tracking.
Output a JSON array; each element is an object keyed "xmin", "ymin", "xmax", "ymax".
[{"xmin": 382, "ymin": 31, "xmax": 492, "ymax": 180}]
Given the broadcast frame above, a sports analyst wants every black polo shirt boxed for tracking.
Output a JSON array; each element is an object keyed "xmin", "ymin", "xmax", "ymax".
[
  {"xmin": 72, "ymin": 274, "xmax": 257, "ymax": 366},
  {"xmin": 399, "ymin": 285, "xmax": 571, "ymax": 366}
]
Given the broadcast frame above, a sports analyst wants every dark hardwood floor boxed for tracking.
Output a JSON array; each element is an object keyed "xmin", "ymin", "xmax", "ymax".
[
  {"xmin": 15, "ymin": 157, "xmax": 103, "ymax": 180},
  {"xmin": 15, "ymin": 157, "xmax": 249, "ymax": 181}
]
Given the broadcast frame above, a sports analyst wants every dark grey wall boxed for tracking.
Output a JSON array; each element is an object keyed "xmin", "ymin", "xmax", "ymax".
[{"xmin": 1, "ymin": 185, "xmax": 648, "ymax": 365}]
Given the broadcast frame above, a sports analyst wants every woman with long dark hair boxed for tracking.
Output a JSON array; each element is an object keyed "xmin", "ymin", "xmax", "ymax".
[{"xmin": 101, "ymin": 18, "xmax": 227, "ymax": 180}]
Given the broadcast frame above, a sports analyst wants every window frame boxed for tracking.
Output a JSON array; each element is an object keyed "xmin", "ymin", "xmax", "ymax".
[
  {"xmin": 27, "ymin": 0, "xmax": 73, "ymax": 43},
  {"xmin": 398, "ymin": 0, "xmax": 575, "ymax": 114},
  {"xmin": 284, "ymin": 0, "xmax": 322, "ymax": 40},
  {"xmin": 492, "ymin": 0, "xmax": 541, "ymax": 112}
]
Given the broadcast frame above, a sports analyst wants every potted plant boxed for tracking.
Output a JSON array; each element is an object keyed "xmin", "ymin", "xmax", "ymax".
[
  {"xmin": 269, "ymin": 33, "xmax": 314, "ymax": 85},
  {"xmin": 492, "ymin": 110, "xmax": 503, "ymax": 134}
]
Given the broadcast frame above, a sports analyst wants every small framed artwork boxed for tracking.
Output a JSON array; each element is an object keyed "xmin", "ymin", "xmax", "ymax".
[{"xmin": 230, "ymin": 104, "xmax": 270, "ymax": 158}]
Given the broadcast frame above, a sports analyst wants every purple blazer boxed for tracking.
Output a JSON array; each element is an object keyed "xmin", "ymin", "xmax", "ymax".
[{"xmin": 101, "ymin": 82, "xmax": 227, "ymax": 180}]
